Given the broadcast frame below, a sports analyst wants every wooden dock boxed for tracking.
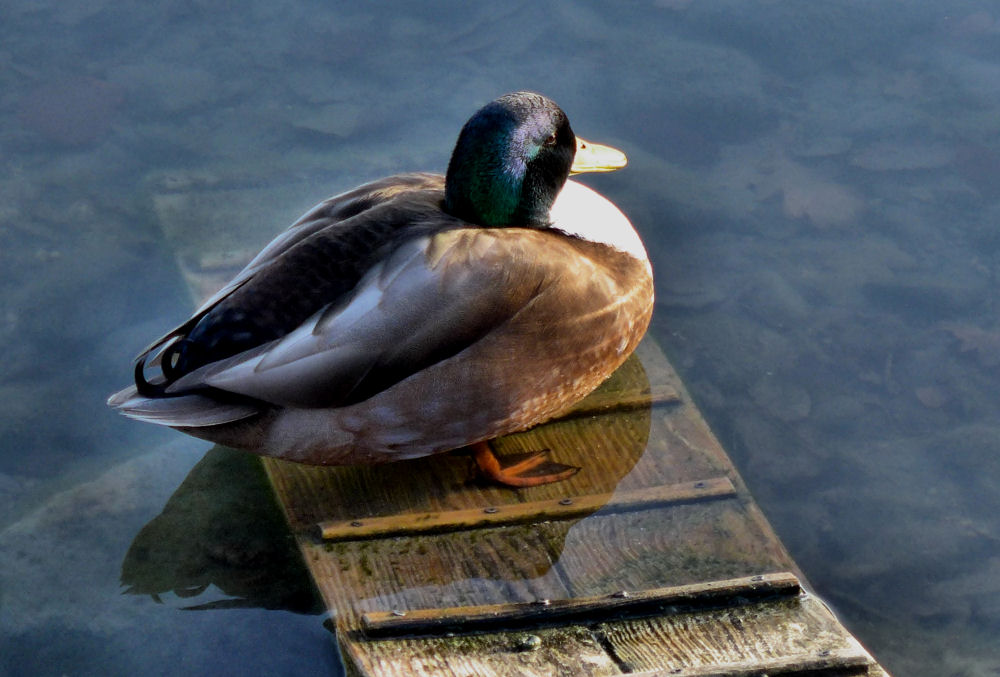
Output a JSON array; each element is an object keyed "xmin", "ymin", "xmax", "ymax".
[{"xmin": 262, "ymin": 341, "xmax": 890, "ymax": 676}]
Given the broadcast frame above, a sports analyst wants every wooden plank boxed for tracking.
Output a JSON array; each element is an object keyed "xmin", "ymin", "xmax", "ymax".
[
  {"xmin": 596, "ymin": 594, "xmax": 870, "ymax": 675},
  {"xmin": 362, "ymin": 572, "xmax": 800, "ymax": 638},
  {"xmin": 348, "ymin": 579, "xmax": 887, "ymax": 677},
  {"xmin": 341, "ymin": 625, "xmax": 621, "ymax": 677},
  {"xmin": 627, "ymin": 646, "xmax": 871, "ymax": 676},
  {"xmin": 548, "ymin": 497, "xmax": 794, "ymax": 597},
  {"xmin": 299, "ymin": 522, "xmax": 575, "ymax": 629},
  {"xmin": 318, "ymin": 477, "xmax": 736, "ymax": 541},
  {"xmin": 263, "ymin": 452, "xmax": 519, "ymax": 533}
]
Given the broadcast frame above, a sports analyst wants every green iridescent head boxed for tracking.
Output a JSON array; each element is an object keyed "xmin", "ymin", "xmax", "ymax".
[{"xmin": 444, "ymin": 92, "xmax": 626, "ymax": 228}]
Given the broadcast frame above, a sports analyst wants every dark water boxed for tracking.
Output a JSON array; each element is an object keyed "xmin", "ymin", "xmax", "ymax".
[{"xmin": 2, "ymin": 2, "xmax": 999, "ymax": 675}]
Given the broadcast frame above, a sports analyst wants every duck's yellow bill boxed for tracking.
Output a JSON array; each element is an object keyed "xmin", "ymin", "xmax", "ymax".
[{"xmin": 570, "ymin": 137, "xmax": 628, "ymax": 175}]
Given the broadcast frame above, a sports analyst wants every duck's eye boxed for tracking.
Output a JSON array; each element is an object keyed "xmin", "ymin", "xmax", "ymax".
[{"xmin": 543, "ymin": 132, "xmax": 558, "ymax": 147}]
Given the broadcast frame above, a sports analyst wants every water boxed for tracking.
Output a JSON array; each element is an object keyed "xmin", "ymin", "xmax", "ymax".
[{"xmin": 2, "ymin": 2, "xmax": 999, "ymax": 675}]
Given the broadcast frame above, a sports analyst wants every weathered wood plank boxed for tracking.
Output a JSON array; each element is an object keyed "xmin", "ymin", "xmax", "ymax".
[
  {"xmin": 342, "ymin": 625, "xmax": 621, "ymax": 677},
  {"xmin": 627, "ymin": 646, "xmax": 871, "ymax": 676},
  {"xmin": 299, "ymin": 523, "xmax": 576, "ymax": 629},
  {"xmin": 550, "ymin": 497, "xmax": 794, "ymax": 596},
  {"xmin": 318, "ymin": 477, "xmax": 736, "ymax": 542},
  {"xmin": 597, "ymin": 594, "xmax": 868, "ymax": 675},
  {"xmin": 263, "ymin": 452, "xmax": 515, "ymax": 532},
  {"xmin": 362, "ymin": 572, "xmax": 799, "ymax": 638}
]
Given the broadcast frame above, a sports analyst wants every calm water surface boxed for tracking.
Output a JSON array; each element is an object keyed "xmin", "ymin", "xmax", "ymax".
[{"xmin": 2, "ymin": 2, "xmax": 999, "ymax": 675}]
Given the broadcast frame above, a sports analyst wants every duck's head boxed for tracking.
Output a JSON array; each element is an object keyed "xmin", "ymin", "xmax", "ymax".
[{"xmin": 445, "ymin": 91, "xmax": 626, "ymax": 228}]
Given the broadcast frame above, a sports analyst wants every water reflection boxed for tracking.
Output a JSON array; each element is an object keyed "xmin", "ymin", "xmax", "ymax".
[
  {"xmin": 3, "ymin": 1, "xmax": 1000, "ymax": 674},
  {"xmin": 122, "ymin": 446, "xmax": 322, "ymax": 614}
]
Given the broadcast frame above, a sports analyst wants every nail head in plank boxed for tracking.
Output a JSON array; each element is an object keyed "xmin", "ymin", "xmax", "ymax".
[{"xmin": 361, "ymin": 572, "xmax": 801, "ymax": 638}]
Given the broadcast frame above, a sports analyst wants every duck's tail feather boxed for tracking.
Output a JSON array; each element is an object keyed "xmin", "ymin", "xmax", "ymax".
[{"xmin": 107, "ymin": 385, "xmax": 262, "ymax": 428}]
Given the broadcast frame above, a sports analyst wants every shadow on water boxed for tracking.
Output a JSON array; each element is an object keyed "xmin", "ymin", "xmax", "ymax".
[{"xmin": 121, "ymin": 446, "xmax": 323, "ymax": 614}]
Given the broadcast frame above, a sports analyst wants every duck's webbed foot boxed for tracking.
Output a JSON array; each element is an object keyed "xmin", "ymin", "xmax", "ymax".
[{"xmin": 471, "ymin": 441, "xmax": 579, "ymax": 487}]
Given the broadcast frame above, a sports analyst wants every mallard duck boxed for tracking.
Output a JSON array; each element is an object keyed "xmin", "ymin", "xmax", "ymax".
[{"xmin": 109, "ymin": 91, "xmax": 653, "ymax": 487}]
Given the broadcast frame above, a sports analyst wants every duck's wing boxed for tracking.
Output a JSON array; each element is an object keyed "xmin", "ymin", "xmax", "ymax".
[
  {"xmin": 164, "ymin": 228, "xmax": 555, "ymax": 409},
  {"xmin": 138, "ymin": 173, "xmax": 445, "ymax": 357}
]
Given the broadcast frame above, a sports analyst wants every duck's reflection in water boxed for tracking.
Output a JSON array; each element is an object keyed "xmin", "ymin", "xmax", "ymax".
[{"xmin": 121, "ymin": 446, "xmax": 323, "ymax": 614}]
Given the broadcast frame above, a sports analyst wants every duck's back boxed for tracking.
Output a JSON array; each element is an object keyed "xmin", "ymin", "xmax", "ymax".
[{"xmin": 166, "ymin": 174, "xmax": 452, "ymax": 377}]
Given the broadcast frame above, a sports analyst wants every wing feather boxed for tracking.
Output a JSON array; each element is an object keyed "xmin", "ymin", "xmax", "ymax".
[
  {"xmin": 136, "ymin": 173, "xmax": 445, "ymax": 359},
  {"xmin": 170, "ymin": 229, "xmax": 543, "ymax": 408}
]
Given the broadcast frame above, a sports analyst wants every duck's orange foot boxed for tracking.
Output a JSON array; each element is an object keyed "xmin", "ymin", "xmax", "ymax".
[{"xmin": 471, "ymin": 441, "xmax": 579, "ymax": 488}]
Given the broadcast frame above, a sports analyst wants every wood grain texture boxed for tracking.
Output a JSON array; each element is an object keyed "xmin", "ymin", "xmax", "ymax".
[
  {"xmin": 318, "ymin": 478, "xmax": 735, "ymax": 541},
  {"xmin": 342, "ymin": 625, "xmax": 620, "ymax": 677},
  {"xmin": 551, "ymin": 498, "xmax": 794, "ymax": 596},
  {"xmin": 627, "ymin": 646, "xmax": 871, "ymax": 676},
  {"xmin": 596, "ymin": 595, "xmax": 868, "ymax": 674},
  {"xmin": 299, "ymin": 522, "xmax": 574, "ymax": 628},
  {"xmin": 361, "ymin": 572, "xmax": 800, "ymax": 637}
]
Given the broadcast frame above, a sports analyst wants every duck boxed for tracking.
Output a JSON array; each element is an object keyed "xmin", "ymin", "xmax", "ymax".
[{"xmin": 108, "ymin": 91, "xmax": 653, "ymax": 487}]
